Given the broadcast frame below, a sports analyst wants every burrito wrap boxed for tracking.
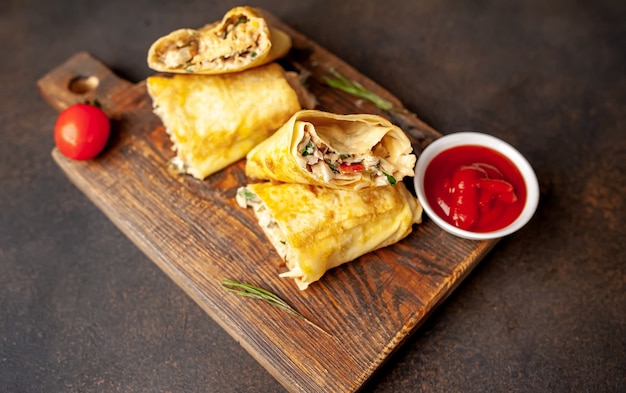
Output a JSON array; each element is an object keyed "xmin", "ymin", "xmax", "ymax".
[
  {"xmin": 245, "ymin": 110, "xmax": 417, "ymax": 189},
  {"xmin": 147, "ymin": 63, "xmax": 301, "ymax": 179},
  {"xmin": 237, "ymin": 182, "xmax": 422, "ymax": 290},
  {"xmin": 147, "ymin": 6, "xmax": 291, "ymax": 74}
]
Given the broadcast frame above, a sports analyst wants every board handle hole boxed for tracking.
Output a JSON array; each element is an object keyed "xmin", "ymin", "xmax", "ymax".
[{"xmin": 68, "ymin": 75, "xmax": 99, "ymax": 95}]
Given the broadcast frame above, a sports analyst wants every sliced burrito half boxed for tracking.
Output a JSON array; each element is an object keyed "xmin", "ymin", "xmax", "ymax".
[
  {"xmin": 236, "ymin": 182, "xmax": 422, "ymax": 290},
  {"xmin": 147, "ymin": 6, "xmax": 291, "ymax": 74},
  {"xmin": 245, "ymin": 110, "xmax": 417, "ymax": 190}
]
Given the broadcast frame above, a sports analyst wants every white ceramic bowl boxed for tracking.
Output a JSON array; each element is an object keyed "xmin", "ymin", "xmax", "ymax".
[{"xmin": 414, "ymin": 132, "xmax": 539, "ymax": 240}]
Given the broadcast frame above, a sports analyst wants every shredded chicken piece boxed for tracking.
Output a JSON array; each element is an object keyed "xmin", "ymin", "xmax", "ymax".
[{"xmin": 236, "ymin": 188, "xmax": 288, "ymax": 259}]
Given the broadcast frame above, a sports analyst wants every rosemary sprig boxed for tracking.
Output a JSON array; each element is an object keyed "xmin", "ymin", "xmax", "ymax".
[
  {"xmin": 222, "ymin": 279, "xmax": 330, "ymax": 335},
  {"xmin": 323, "ymin": 69, "xmax": 403, "ymax": 112}
]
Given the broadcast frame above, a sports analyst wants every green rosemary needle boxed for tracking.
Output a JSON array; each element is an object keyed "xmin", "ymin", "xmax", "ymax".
[
  {"xmin": 222, "ymin": 279, "xmax": 330, "ymax": 335},
  {"xmin": 323, "ymin": 69, "xmax": 402, "ymax": 112}
]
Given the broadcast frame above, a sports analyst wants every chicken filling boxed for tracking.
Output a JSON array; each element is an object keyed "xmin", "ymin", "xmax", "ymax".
[
  {"xmin": 295, "ymin": 125, "xmax": 397, "ymax": 187},
  {"xmin": 236, "ymin": 188, "xmax": 288, "ymax": 260},
  {"xmin": 157, "ymin": 15, "xmax": 263, "ymax": 72}
]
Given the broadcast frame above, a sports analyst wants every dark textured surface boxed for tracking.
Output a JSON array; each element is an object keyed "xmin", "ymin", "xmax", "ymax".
[{"xmin": 1, "ymin": 0, "xmax": 625, "ymax": 392}]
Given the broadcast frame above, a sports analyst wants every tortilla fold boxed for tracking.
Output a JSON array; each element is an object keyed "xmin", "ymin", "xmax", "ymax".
[
  {"xmin": 147, "ymin": 6, "xmax": 291, "ymax": 74},
  {"xmin": 146, "ymin": 63, "xmax": 301, "ymax": 179},
  {"xmin": 245, "ymin": 110, "xmax": 417, "ymax": 189},
  {"xmin": 236, "ymin": 182, "xmax": 422, "ymax": 290}
]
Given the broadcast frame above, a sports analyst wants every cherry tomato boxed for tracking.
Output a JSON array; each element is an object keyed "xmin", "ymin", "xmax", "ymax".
[{"xmin": 54, "ymin": 103, "xmax": 110, "ymax": 160}]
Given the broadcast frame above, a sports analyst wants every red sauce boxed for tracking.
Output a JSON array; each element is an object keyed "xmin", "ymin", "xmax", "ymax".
[{"xmin": 424, "ymin": 145, "xmax": 527, "ymax": 232}]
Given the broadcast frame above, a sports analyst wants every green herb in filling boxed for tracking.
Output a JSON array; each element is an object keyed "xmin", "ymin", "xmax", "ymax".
[
  {"xmin": 383, "ymin": 172, "xmax": 397, "ymax": 185},
  {"xmin": 301, "ymin": 142, "xmax": 315, "ymax": 156},
  {"xmin": 237, "ymin": 187, "xmax": 257, "ymax": 201},
  {"xmin": 223, "ymin": 16, "xmax": 249, "ymax": 39},
  {"xmin": 326, "ymin": 160, "xmax": 339, "ymax": 173}
]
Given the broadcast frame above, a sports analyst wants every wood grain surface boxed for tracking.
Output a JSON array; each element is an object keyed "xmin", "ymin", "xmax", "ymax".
[{"xmin": 37, "ymin": 11, "xmax": 497, "ymax": 393}]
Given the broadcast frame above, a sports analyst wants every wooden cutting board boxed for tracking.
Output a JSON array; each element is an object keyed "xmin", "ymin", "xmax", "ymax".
[{"xmin": 37, "ymin": 10, "xmax": 497, "ymax": 393}]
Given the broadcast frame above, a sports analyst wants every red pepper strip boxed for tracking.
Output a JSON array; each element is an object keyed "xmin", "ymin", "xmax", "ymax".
[
  {"xmin": 498, "ymin": 191, "xmax": 518, "ymax": 204},
  {"xmin": 478, "ymin": 190, "xmax": 496, "ymax": 213},
  {"xmin": 476, "ymin": 198, "xmax": 508, "ymax": 230},
  {"xmin": 476, "ymin": 178, "xmax": 514, "ymax": 194},
  {"xmin": 338, "ymin": 162, "xmax": 365, "ymax": 173},
  {"xmin": 472, "ymin": 163, "xmax": 503, "ymax": 180},
  {"xmin": 450, "ymin": 166, "xmax": 483, "ymax": 230}
]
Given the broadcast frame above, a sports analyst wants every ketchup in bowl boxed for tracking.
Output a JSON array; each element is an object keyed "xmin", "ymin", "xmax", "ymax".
[
  {"xmin": 414, "ymin": 132, "xmax": 539, "ymax": 240},
  {"xmin": 424, "ymin": 145, "xmax": 526, "ymax": 232}
]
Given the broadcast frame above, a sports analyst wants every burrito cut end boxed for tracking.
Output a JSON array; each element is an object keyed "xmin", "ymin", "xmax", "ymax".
[
  {"xmin": 245, "ymin": 110, "xmax": 417, "ymax": 189},
  {"xmin": 147, "ymin": 6, "xmax": 291, "ymax": 75}
]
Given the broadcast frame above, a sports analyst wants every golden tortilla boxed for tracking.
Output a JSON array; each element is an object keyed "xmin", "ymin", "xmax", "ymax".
[
  {"xmin": 147, "ymin": 6, "xmax": 291, "ymax": 74},
  {"xmin": 236, "ymin": 182, "xmax": 422, "ymax": 290},
  {"xmin": 146, "ymin": 63, "xmax": 301, "ymax": 179},
  {"xmin": 245, "ymin": 110, "xmax": 417, "ymax": 189}
]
